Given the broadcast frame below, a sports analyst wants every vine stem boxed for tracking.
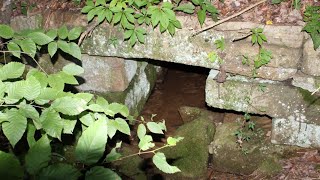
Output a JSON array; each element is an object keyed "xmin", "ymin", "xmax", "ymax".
[
  {"xmin": 108, "ymin": 145, "xmax": 171, "ymax": 163},
  {"xmin": 191, "ymin": 0, "xmax": 268, "ymax": 37}
]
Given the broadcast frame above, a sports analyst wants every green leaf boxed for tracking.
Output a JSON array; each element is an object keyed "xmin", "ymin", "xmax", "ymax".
[
  {"xmin": 88, "ymin": 104, "xmax": 104, "ymax": 112},
  {"xmin": 58, "ymin": 71, "xmax": 79, "ymax": 85},
  {"xmin": 81, "ymin": 5, "xmax": 94, "ymax": 13},
  {"xmin": 58, "ymin": 25, "xmax": 68, "ymax": 39},
  {"xmin": 63, "ymin": 119, "xmax": 77, "ymax": 134},
  {"xmin": 310, "ymin": 32, "xmax": 320, "ymax": 50},
  {"xmin": 0, "ymin": 151, "xmax": 23, "ymax": 180},
  {"xmin": 153, "ymin": 152, "xmax": 181, "ymax": 174},
  {"xmin": 159, "ymin": 12, "xmax": 169, "ymax": 29},
  {"xmin": 25, "ymin": 135, "xmax": 51, "ymax": 175},
  {"xmin": 110, "ymin": 118, "xmax": 131, "ymax": 135},
  {"xmin": 151, "ymin": 9, "xmax": 161, "ymax": 27},
  {"xmin": 96, "ymin": 0, "xmax": 107, "ymax": 6},
  {"xmin": 38, "ymin": 163, "xmax": 81, "ymax": 180},
  {"xmin": 74, "ymin": 93, "xmax": 94, "ymax": 103},
  {"xmin": 36, "ymin": 87, "xmax": 59, "ymax": 103},
  {"xmin": 47, "ymin": 74, "xmax": 65, "ymax": 91},
  {"xmin": 69, "ymin": 42, "xmax": 82, "ymax": 60},
  {"xmin": 171, "ymin": 19, "xmax": 182, "ymax": 29},
  {"xmin": 137, "ymin": 124, "xmax": 146, "ymax": 139},
  {"xmin": 63, "ymin": 63, "xmax": 84, "ymax": 76},
  {"xmin": 19, "ymin": 103, "xmax": 40, "ymax": 120},
  {"xmin": 107, "ymin": 102, "xmax": 129, "ymax": 117},
  {"xmin": 97, "ymin": 9, "xmax": 106, "ymax": 23},
  {"xmin": 138, "ymin": 135, "xmax": 155, "ymax": 151},
  {"xmin": 2, "ymin": 109, "xmax": 27, "ymax": 147},
  {"xmin": 167, "ymin": 23, "xmax": 175, "ymax": 36},
  {"xmin": 105, "ymin": 141, "xmax": 122, "ymax": 162},
  {"xmin": 21, "ymin": 76, "xmax": 41, "ymax": 100},
  {"xmin": 105, "ymin": 9, "xmax": 113, "ymax": 23},
  {"xmin": 4, "ymin": 81, "xmax": 24, "ymax": 104},
  {"xmin": 251, "ymin": 34, "xmax": 257, "ymax": 44},
  {"xmin": 96, "ymin": 96, "xmax": 109, "ymax": 108},
  {"xmin": 68, "ymin": 27, "xmax": 82, "ymax": 40},
  {"xmin": 167, "ymin": 136, "xmax": 184, "ymax": 146},
  {"xmin": 27, "ymin": 32, "xmax": 53, "ymax": 45},
  {"xmin": 0, "ymin": 62, "xmax": 25, "ymax": 81},
  {"xmin": 85, "ymin": 167, "xmax": 121, "ymax": 180},
  {"xmin": 39, "ymin": 108, "xmax": 63, "ymax": 140},
  {"xmin": 7, "ymin": 42, "xmax": 21, "ymax": 58},
  {"xmin": 136, "ymin": 31, "xmax": 145, "ymax": 43},
  {"xmin": 75, "ymin": 118, "xmax": 108, "ymax": 165},
  {"xmin": 52, "ymin": 96, "xmax": 87, "ymax": 116},
  {"xmin": 48, "ymin": 41, "xmax": 58, "ymax": 57},
  {"xmin": 106, "ymin": 120, "xmax": 117, "ymax": 139},
  {"xmin": 162, "ymin": 2, "xmax": 173, "ymax": 9},
  {"xmin": 146, "ymin": 122, "xmax": 164, "ymax": 134},
  {"xmin": 113, "ymin": 12, "xmax": 122, "ymax": 24},
  {"xmin": 46, "ymin": 29, "xmax": 58, "ymax": 39},
  {"xmin": 27, "ymin": 123, "xmax": 36, "ymax": 147},
  {"xmin": 124, "ymin": 29, "xmax": 134, "ymax": 39},
  {"xmin": 271, "ymin": 0, "xmax": 283, "ymax": 4},
  {"xmin": 57, "ymin": 40, "xmax": 71, "ymax": 54},
  {"xmin": 27, "ymin": 69, "xmax": 47, "ymax": 88},
  {"xmin": 197, "ymin": 9, "xmax": 206, "ymax": 27},
  {"xmin": 174, "ymin": 3, "xmax": 195, "ymax": 14},
  {"xmin": 79, "ymin": 112, "xmax": 95, "ymax": 126},
  {"xmin": 20, "ymin": 38, "xmax": 37, "ymax": 57},
  {"xmin": 0, "ymin": 24, "xmax": 14, "ymax": 39}
]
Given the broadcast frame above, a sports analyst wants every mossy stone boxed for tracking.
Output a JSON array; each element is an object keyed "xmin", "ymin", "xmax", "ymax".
[{"xmin": 161, "ymin": 118, "xmax": 216, "ymax": 179}]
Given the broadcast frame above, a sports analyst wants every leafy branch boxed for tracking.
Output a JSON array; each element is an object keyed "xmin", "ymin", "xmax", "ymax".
[{"xmin": 0, "ymin": 24, "xmax": 183, "ymax": 178}]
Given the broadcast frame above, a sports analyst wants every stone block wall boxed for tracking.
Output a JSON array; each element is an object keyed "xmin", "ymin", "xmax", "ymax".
[{"xmin": 7, "ymin": 12, "xmax": 320, "ymax": 147}]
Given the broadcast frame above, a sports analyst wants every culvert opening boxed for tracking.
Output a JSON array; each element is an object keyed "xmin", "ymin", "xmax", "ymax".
[{"xmin": 123, "ymin": 60, "xmax": 275, "ymax": 179}]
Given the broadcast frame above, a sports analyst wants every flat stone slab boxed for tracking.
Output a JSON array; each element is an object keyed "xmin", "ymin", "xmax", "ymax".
[
  {"xmin": 301, "ymin": 39, "xmax": 320, "ymax": 76},
  {"xmin": 272, "ymin": 118, "xmax": 320, "ymax": 148},
  {"xmin": 78, "ymin": 55, "xmax": 137, "ymax": 92},
  {"xmin": 21, "ymin": 11, "xmax": 304, "ymax": 81},
  {"xmin": 205, "ymin": 70, "xmax": 320, "ymax": 125}
]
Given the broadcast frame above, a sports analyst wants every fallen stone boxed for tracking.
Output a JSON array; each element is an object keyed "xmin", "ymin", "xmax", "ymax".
[
  {"xmin": 178, "ymin": 106, "xmax": 224, "ymax": 124},
  {"xmin": 161, "ymin": 117, "xmax": 215, "ymax": 179},
  {"xmin": 272, "ymin": 117, "xmax": 320, "ymax": 148},
  {"xmin": 209, "ymin": 122, "xmax": 289, "ymax": 176}
]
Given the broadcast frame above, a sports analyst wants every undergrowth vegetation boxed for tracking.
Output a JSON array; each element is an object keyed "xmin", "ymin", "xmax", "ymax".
[{"xmin": 0, "ymin": 24, "xmax": 182, "ymax": 179}]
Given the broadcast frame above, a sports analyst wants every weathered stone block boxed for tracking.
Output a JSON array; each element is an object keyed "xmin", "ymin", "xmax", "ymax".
[
  {"xmin": 205, "ymin": 70, "xmax": 320, "ymax": 125},
  {"xmin": 96, "ymin": 62, "xmax": 157, "ymax": 116},
  {"xmin": 10, "ymin": 14, "xmax": 43, "ymax": 31},
  {"xmin": 209, "ymin": 122, "xmax": 282, "ymax": 175},
  {"xmin": 77, "ymin": 55, "xmax": 137, "ymax": 92},
  {"xmin": 301, "ymin": 39, "xmax": 320, "ymax": 76},
  {"xmin": 272, "ymin": 117, "xmax": 320, "ymax": 148},
  {"xmin": 292, "ymin": 71, "xmax": 320, "ymax": 93}
]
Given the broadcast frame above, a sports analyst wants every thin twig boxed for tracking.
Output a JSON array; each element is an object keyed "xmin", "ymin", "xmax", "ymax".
[
  {"xmin": 191, "ymin": 0, "xmax": 267, "ymax": 36},
  {"xmin": 78, "ymin": 21, "xmax": 100, "ymax": 46}
]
